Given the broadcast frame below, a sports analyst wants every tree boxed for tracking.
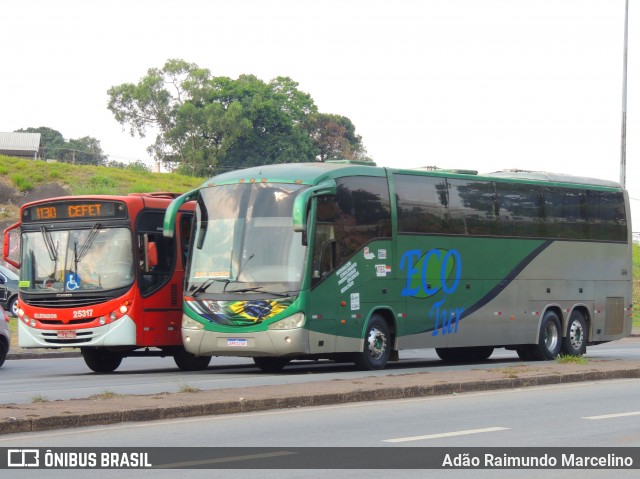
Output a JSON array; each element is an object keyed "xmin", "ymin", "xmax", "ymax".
[
  {"xmin": 16, "ymin": 126, "xmax": 65, "ymax": 160},
  {"xmin": 107, "ymin": 59, "xmax": 370, "ymax": 175},
  {"xmin": 62, "ymin": 137, "xmax": 107, "ymax": 165},
  {"xmin": 16, "ymin": 127, "xmax": 107, "ymax": 165},
  {"xmin": 304, "ymin": 113, "xmax": 369, "ymax": 162}
]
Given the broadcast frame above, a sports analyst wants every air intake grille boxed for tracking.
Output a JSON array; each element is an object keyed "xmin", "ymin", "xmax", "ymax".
[{"xmin": 605, "ymin": 297, "xmax": 625, "ymax": 336}]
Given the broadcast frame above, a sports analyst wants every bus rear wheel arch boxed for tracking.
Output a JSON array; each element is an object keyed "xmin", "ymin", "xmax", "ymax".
[
  {"xmin": 353, "ymin": 314, "xmax": 392, "ymax": 370},
  {"xmin": 561, "ymin": 310, "xmax": 588, "ymax": 356},
  {"xmin": 81, "ymin": 347, "xmax": 123, "ymax": 373}
]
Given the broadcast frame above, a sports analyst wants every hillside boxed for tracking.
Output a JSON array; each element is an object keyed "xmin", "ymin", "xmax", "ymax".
[{"xmin": 0, "ymin": 155, "xmax": 204, "ymax": 232}]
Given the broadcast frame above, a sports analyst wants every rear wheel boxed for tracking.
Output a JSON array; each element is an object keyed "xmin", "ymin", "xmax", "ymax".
[
  {"xmin": 353, "ymin": 315, "xmax": 391, "ymax": 370},
  {"xmin": 561, "ymin": 310, "xmax": 587, "ymax": 356},
  {"xmin": 173, "ymin": 348, "xmax": 212, "ymax": 371},
  {"xmin": 516, "ymin": 345, "xmax": 535, "ymax": 361},
  {"xmin": 529, "ymin": 311, "xmax": 562, "ymax": 360},
  {"xmin": 81, "ymin": 347, "xmax": 123, "ymax": 373},
  {"xmin": 253, "ymin": 357, "xmax": 291, "ymax": 372}
]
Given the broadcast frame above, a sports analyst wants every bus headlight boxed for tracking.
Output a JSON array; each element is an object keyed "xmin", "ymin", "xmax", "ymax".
[
  {"xmin": 182, "ymin": 314, "xmax": 204, "ymax": 330},
  {"xmin": 268, "ymin": 313, "xmax": 305, "ymax": 330}
]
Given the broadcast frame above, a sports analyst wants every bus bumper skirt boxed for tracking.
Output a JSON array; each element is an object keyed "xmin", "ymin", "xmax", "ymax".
[
  {"xmin": 17, "ymin": 315, "xmax": 137, "ymax": 348},
  {"xmin": 182, "ymin": 327, "xmax": 310, "ymax": 357}
]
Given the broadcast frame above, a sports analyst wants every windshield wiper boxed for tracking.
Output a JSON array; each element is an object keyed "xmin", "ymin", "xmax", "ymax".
[
  {"xmin": 226, "ymin": 286, "xmax": 292, "ymax": 297},
  {"xmin": 76, "ymin": 223, "xmax": 101, "ymax": 262},
  {"xmin": 40, "ymin": 225, "xmax": 58, "ymax": 262}
]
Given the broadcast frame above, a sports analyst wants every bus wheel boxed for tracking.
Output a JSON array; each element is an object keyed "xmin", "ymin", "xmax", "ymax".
[
  {"xmin": 561, "ymin": 310, "xmax": 587, "ymax": 356},
  {"xmin": 253, "ymin": 357, "xmax": 291, "ymax": 373},
  {"xmin": 516, "ymin": 345, "xmax": 534, "ymax": 361},
  {"xmin": 529, "ymin": 311, "xmax": 562, "ymax": 360},
  {"xmin": 173, "ymin": 348, "xmax": 212, "ymax": 371},
  {"xmin": 81, "ymin": 347, "xmax": 123, "ymax": 373},
  {"xmin": 436, "ymin": 346, "xmax": 494, "ymax": 363},
  {"xmin": 354, "ymin": 315, "xmax": 391, "ymax": 370}
]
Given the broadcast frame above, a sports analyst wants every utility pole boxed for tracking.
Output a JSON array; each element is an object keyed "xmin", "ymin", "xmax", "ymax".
[{"xmin": 620, "ymin": 0, "xmax": 629, "ymax": 187}]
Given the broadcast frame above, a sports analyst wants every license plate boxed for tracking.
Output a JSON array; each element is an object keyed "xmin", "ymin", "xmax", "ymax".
[
  {"xmin": 227, "ymin": 338, "xmax": 248, "ymax": 347},
  {"xmin": 57, "ymin": 330, "xmax": 77, "ymax": 339}
]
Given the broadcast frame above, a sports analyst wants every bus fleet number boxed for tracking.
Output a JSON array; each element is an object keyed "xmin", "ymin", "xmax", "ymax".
[{"xmin": 73, "ymin": 309, "xmax": 94, "ymax": 319}]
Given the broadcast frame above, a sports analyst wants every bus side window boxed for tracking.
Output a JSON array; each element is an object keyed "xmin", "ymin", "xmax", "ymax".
[{"xmin": 137, "ymin": 211, "xmax": 176, "ymax": 296}]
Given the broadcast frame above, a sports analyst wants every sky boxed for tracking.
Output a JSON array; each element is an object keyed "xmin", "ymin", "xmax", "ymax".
[{"xmin": 2, "ymin": 0, "xmax": 639, "ymax": 233}]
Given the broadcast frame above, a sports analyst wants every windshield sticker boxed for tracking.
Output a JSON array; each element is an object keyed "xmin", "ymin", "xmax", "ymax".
[
  {"xmin": 400, "ymin": 248, "xmax": 465, "ymax": 335},
  {"xmin": 194, "ymin": 271, "xmax": 230, "ymax": 279},
  {"xmin": 337, "ymin": 261, "xmax": 359, "ymax": 293}
]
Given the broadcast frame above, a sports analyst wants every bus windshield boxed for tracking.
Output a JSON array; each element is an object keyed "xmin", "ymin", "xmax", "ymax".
[
  {"xmin": 20, "ymin": 227, "xmax": 135, "ymax": 292},
  {"xmin": 187, "ymin": 182, "xmax": 308, "ymax": 296}
]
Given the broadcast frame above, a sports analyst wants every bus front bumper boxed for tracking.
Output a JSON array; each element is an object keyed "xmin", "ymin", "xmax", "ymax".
[
  {"xmin": 182, "ymin": 327, "xmax": 310, "ymax": 357},
  {"xmin": 17, "ymin": 315, "xmax": 137, "ymax": 348}
]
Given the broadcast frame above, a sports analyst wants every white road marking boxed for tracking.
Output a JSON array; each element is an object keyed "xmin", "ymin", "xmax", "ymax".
[{"xmin": 384, "ymin": 426, "xmax": 509, "ymax": 443}]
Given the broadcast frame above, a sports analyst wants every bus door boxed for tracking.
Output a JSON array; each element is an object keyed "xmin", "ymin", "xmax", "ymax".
[
  {"xmin": 136, "ymin": 211, "xmax": 183, "ymax": 347},
  {"xmin": 307, "ymin": 196, "xmax": 340, "ymax": 353}
]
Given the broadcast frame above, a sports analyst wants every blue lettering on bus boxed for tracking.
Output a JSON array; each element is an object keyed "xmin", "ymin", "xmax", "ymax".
[{"xmin": 400, "ymin": 248, "xmax": 464, "ymax": 335}]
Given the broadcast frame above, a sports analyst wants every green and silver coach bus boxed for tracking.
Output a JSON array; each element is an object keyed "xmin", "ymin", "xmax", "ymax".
[{"xmin": 163, "ymin": 161, "xmax": 632, "ymax": 371}]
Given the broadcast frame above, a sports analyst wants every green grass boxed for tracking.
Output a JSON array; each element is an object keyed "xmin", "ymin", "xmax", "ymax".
[
  {"xmin": 0, "ymin": 155, "xmax": 204, "ymax": 200},
  {"xmin": 555, "ymin": 354, "xmax": 588, "ymax": 365}
]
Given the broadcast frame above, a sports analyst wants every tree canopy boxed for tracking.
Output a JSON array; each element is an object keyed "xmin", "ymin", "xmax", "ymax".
[
  {"xmin": 107, "ymin": 59, "xmax": 369, "ymax": 176},
  {"xmin": 16, "ymin": 127, "xmax": 107, "ymax": 165}
]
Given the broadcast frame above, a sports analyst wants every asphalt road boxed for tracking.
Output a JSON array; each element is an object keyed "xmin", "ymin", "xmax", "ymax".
[
  {"xmin": 1, "ymin": 377, "xmax": 639, "ymax": 479},
  {"xmin": 2, "ymin": 338, "xmax": 640, "ymax": 405}
]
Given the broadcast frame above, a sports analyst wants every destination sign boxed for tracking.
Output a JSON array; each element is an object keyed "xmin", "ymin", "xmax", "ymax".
[{"xmin": 22, "ymin": 201, "xmax": 128, "ymax": 223}]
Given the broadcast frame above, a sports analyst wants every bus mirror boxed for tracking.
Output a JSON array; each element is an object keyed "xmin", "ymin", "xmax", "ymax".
[
  {"xmin": 292, "ymin": 180, "xmax": 336, "ymax": 232},
  {"xmin": 163, "ymin": 189, "xmax": 199, "ymax": 238},
  {"xmin": 2, "ymin": 222, "xmax": 21, "ymax": 269}
]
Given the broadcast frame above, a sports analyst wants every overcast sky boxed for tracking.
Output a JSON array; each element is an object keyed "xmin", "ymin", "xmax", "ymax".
[{"xmin": 3, "ymin": 0, "xmax": 639, "ymax": 231}]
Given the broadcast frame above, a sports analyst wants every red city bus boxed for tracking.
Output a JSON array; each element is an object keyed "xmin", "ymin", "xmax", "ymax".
[{"xmin": 2, "ymin": 193, "xmax": 211, "ymax": 372}]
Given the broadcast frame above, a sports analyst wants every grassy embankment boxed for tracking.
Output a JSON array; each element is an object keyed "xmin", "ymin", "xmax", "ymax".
[{"xmin": 1, "ymin": 154, "xmax": 205, "ymax": 347}]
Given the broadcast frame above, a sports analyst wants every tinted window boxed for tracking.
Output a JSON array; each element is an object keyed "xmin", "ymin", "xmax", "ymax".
[
  {"xmin": 137, "ymin": 211, "xmax": 175, "ymax": 296},
  {"xmin": 395, "ymin": 174, "xmax": 448, "ymax": 234},
  {"xmin": 495, "ymin": 182, "xmax": 544, "ymax": 237},
  {"xmin": 448, "ymin": 179, "xmax": 497, "ymax": 235}
]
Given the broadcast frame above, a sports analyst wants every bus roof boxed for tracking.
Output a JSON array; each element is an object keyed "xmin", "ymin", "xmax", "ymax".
[{"xmin": 199, "ymin": 161, "xmax": 624, "ymax": 191}]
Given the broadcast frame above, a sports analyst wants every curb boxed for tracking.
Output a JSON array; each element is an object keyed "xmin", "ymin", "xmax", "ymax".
[{"xmin": 2, "ymin": 363, "xmax": 640, "ymax": 436}]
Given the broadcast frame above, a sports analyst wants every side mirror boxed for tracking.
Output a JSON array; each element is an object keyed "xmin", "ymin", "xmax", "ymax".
[{"xmin": 292, "ymin": 180, "xmax": 336, "ymax": 233}]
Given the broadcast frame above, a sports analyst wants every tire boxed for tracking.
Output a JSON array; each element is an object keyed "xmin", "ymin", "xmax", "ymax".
[
  {"xmin": 529, "ymin": 310, "xmax": 562, "ymax": 360},
  {"xmin": 0, "ymin": 340, "xmax": 7, "ymax": 368},
  {"xmin": 436, "ymin": 346, "xmax": 494, "ymax": 363},
  {"xmin": 81, "ymin": 347, "xmax": 123, "ymax": 373},
  {"xmin": 174, "ymin": 348, "xmax": 212, "ymax": 371},
  {"xmin": 353, "ymin": 315, "xmax": 391, "ymax": 370},
  {"xmin": 8, "ymin": 296, "xmax": 18, "ymax": 317},
  {"xmin": 253, "ymin": 357, "xmax": 291, "ymax": 372},
  {"xmin": 516, "ymin": 345, "xmax": 535, "ymax": 361},
  {"xmin": 561, "ymin": 310, "xmax": 587, "ymax": 356}
]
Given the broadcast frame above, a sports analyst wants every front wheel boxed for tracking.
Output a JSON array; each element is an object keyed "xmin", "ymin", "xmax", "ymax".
[
  {"xmin": 81, "ymin": 347, "xmax": 123, "ymax": 373},
  {"xmin": 561, "ymin": 310, "xmax": 587, "ymax": 356},
  {"xmin": 173, "ymin": 348, "xmax": 212, "ymax": 371},
  {"xmin": 353, "ymin": 315, "xmax": 391, "ymax": 370},
  {"xmin": 529, "ymin": 311, "xmax": 562, "ymax": 360},
  {"xmin": 8, "ymin": 296, "xmax": 18, "ymax": 317}
]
